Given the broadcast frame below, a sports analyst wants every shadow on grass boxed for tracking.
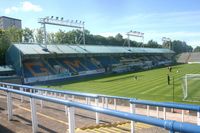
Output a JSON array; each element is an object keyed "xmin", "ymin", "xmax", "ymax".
[{"xmin": 46, "ymin": 72, "xmax": 136, "ymax": 86}]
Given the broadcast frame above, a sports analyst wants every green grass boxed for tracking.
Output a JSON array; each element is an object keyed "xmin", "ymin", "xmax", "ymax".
[{"xmin": 43, "ymin": 64, "xmax": 200, "ymax": 103}]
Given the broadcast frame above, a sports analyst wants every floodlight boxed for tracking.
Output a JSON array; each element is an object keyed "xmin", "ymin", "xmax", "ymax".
[{"xmin": 38, "ymin": 16, "xmax": 86, "ymax": 45}]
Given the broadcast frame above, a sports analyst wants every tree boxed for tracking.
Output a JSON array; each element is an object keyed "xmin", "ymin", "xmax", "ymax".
[
  {"xmin": 47, "ymin": 33, "xmax": 56, "ymax": 44},
  {"xmin": 5, "ymin": 26, "xmax": 22, "ymax": 43},
  {"xmin": 22, "ymin": 28, "xmax": 34, "ymax": 43},
  {"xmin": 0, "ymin": 29, "xmax": 11, "ymax": 64},
  {"xmin": 115, "ymin": 33, "xmax": 123, "ymax": 41},
  {"xmin": 193, "ymin": 46, "xmax": 200, "ymax": 52},
  {"xmin": 54, "ymin": 29, "xmax": 68, "ymax": 44},
  {"xmin": 35, "ymin": 28, "xmax": 43, "ymax": 43},
  {"xmin": 146, "ymin": 40, "xmax": 161, "ymax": 48},
  {"xmin": 171, "ymin": 40, "xmax": 193, "ymax": 54}
]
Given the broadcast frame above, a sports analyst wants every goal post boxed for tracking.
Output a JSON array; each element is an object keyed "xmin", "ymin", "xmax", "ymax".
[{"xmin": 182, "ymin": 74, "xmax": 200, "ymax": 102}]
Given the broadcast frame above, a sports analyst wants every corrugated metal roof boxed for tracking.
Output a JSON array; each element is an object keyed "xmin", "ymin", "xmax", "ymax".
[{"xmin": 13, "ymin": 43, "xmax": 174, "ymax": 55}]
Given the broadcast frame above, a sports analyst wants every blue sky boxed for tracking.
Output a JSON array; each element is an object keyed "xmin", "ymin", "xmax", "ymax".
[{"xmin": 1, "ymin": 0, "xmax": 200, "ymax": 47}]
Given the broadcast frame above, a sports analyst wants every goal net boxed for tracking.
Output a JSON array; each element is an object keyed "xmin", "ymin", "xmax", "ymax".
[{"xmin": 182, "ymin": 74, "xmax": 200, "ymax": 102}]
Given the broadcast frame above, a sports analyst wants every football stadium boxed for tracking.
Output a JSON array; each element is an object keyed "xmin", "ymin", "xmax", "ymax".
[
  {"xmin": 1, "ymin": 41, "xmax": 200, "ymax": 132},
  {"xmin": 1, "ymin": 12, "xmax": 200, "ymax": 133}
]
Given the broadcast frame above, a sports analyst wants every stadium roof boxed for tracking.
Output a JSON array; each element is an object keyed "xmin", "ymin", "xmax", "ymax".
[{"xmin": 10, "ymin": 44, "xmax": 174, "ymax": 56}]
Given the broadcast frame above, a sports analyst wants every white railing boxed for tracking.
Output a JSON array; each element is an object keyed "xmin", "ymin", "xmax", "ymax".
[{"xmin": 0, "ymin": 86, "xmax": 200, "ymax": 133}]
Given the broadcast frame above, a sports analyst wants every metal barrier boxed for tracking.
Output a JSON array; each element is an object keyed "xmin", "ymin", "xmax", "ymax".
[
  {"xmin": 0, "ymin": 87, "xmax": 200, "ymax": 133},
  {"xmin": 130, "ymin": 99, "xmax": 200, "ymax": 125},
  {"xmin": 0, "ymin": 82, "xmax": 98, "ymax": 98},
  {"xmin": 98, "ymin": 95, "xmax": 131, "ymax": 110},
  {"xmin": 1, "ymin": 82, "xmax": 200, "ymax": 126},
  {"xmin": 0, "ymin": 82, "xmax": 131, "ymax": 110}
]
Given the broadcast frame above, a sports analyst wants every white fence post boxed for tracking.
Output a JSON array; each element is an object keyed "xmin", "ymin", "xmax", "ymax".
[
  {"xmin": 71, "ymin": 95, "xmax": 75, "ymax": 101},
  {"xmin": 102, "ymin": 97, "xmax": 104, "ymax": 108},
  {"xmin": 20, "ymin": 87, "xmax": 24, "ymax": 102},
  {"xmin": 105, "ymin": 97, "xmax": 108, "ymax": 108},
  {"xmin": 86, "ymin": 97, "xmax": 88, "ymax": 104},
  {"xmin": 64, "ymin": 95, "xmax": 68, "ymax": 115},
  {"xmin": 7, "ymin": 92, "xmax": 13, "ymax": 121},
  {"xmin": 68, "ymin": 107, "xmax": 75, "ymax": 133},
  {"xmin": 45, "ymin": 91, "xmax": 47, "ymax": 96},
  {"xmin": 114, "ymin": 98, "xmax": 117, "ymax": 110},
  {"xmin": 88, "ymin": 97, "xmax": 91, "ymax": 105},
  {"xmin": 130, "ymin": 103, "xmax": 135, "ymax": 133},
  {"xmin": 156, "ymin": 106, "xmax": 159, "ymax": 118},
  {"xmin": 40, "ymin": 91, "xmax": 43, "ymax": 108},
  {"xmin": 163, "ymin": 107, "xmax": 166, "ymax": 120},
  {"xmin": 147, "ymin": 105, "xmax": 150, "ymax": 116},
  {"xmin": 30, "ymin": 98, "xmax": 38, "ymax": 133},
  {"xmin": 182, "ymin": 110, "xmax": 184, "ymax": 122},
  {"xmin": 197, "ymin": 112, "xmax": 200, "ymax": 125},
  {"xmin": 95, "ymin": 98, "xmax": 99, "ymax": 124}
]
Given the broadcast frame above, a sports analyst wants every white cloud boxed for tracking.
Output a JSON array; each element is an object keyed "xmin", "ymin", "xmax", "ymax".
[
  {"xmin": 21, "ymin": 1, "xmax": 42, "ymax": 12},
  {"xmin": 4, "ymin": 1, "xmax": 42, "ymax": 14},
  {"xmin": 5, "ymin": 6, "xmax": 19, "ymax": 14}
]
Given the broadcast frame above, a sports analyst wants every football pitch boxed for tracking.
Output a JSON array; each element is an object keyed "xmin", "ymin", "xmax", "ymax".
[{"xmin": 44, "ymin": 64, "xmax": 200, "ymax": 103}]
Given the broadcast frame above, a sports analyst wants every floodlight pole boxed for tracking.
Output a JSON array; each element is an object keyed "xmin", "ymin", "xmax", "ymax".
[
  {"xmin": 43, "ymin": 22, "xmax": 47, "ymax": 46},
  {"xmin": 125, "ymin": 30, "xmax": 144, "ymax": 48},
  {"xmin": 83, "ymin": 24, "xmax": 85, "ymax": 45},
  {"xmin": 127, "ymin": 34, "xmax": 130, "ymax": 47},
  {"xmin": 162, "ymin": 37, "xmax": 171, "ymax": 50}
]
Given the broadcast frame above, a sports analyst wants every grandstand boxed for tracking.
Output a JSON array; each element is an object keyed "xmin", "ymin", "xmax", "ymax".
[
  {"xmin": 177, "ymin": 52, "xmax": 200, "ymax": 64},
  {"xmin": 6, "ymin": 44, "xmax": 174, "ymax": 84}
]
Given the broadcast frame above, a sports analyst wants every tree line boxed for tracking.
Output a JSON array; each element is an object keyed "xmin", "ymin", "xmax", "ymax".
[{"xmin": 0, "ymin": 27, "xmax": 198, "ymax": 65}]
